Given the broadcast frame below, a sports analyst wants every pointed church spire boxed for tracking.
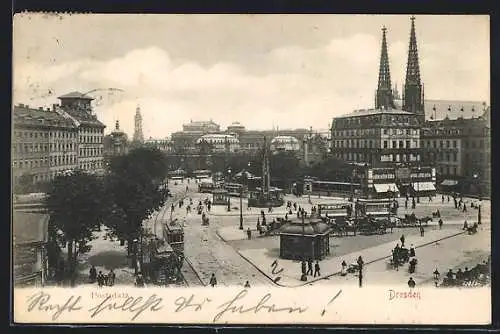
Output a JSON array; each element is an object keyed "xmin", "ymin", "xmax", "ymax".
[
  {"xmin": 376, "ymin": 26, "xmax": 395, "ymax": 109},
  {"xmin": 403, "ymin": 16, "xmax": 425, "ymax": 121}
]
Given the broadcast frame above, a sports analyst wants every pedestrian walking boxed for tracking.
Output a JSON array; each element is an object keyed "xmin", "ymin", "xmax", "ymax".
[
  {"xmin": 420, "ymin": 226, "xmax": 425, "ymax": 237},
  {"xmin": 405, "ymin": 200, "xmax": 408, "ymax": 209},
  {"xmin": 108, "ymin": 269, "xmax": 116, "ymax": 286},
  {"xmin": 442, "ymin": 195, "xmax": 445, "ymax": 203},
  {"xmin": 135, "ymin": 273, "xmax": 145, "ymax": 287},
  {"xmin": 314, "ymin": 261, "xmax": 321, "ymax": 277},
  {"xmin": 307, "ymin": 259, "xmax": 313, "ymax": 275},
  {"xmin": 89, "ymin": 265, "xmax": 97, "ymax": 283},
  {"xmin": 463, "ymin": 204, "xmax": 467, "ymax": 213},
  {"xmin": 301, "ymin": 260, "xmax": 307, "ymax": 276},
  {"xmin": 97, "ymin": 271, "xmax": 104, "ymax": 287},
  {"xmin": 438, "ymin": 218, "xmax": 443, "ymax": 230},
  {"xmin": 408, "ymin": 277, "xmax": 416, "ymax": 288},
  {"xmin": 210, "ymin": 273, "xmax": 217, "ymax": 287},
  {"xmin": 244, "ymin": 281, "xmax": 251, "ymax": 288},
  {"xmin": 400, "ymin": 234, "xmax": 405, "ymax": 248},
  {"xmin": 409, "ymin": 244, "xmax": 416, "ymax": 257},
  {"xmin": 247, "ymin": 227, "xmax": 252, "ymax": 240},
  {"xmin": 341, "ymin": 260, "xmax": 347, "ymax": 276}
]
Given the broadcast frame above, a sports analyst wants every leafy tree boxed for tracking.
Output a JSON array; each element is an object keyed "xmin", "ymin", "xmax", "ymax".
[
  {"xmin": 104, "ymin": 147, "xmax": 169, "ymax": 258},
  {"xmin": 46, "ymin": 170, "xmax": 107, "ymax": 286},
  {"xmin": 269, "ymin": 151, "xmax": 302, "ymax": 191}
]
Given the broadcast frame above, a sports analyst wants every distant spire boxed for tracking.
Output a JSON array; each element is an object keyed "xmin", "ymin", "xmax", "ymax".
[
  {"xmin": 375, "ymin": 26, "xmax": 395, "ymax": 109},
  {"xmin": 403, "ymin": 16, "xmax": 425, "ymax": 120},
  {"xmin": 133, "ymin": 105, "xmax": 144, "ymax": 143}
]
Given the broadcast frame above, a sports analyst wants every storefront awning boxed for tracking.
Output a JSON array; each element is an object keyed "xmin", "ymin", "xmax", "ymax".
[
  {"xmin": 440, "ymin": 179, "xmax": 458, "ymax": 186},
  {"xmin": 373, "ymin": 183, "xmax": 399, "ymax": 193},
  {"xmin": 412, "ymin": 182, "xmax": 436, "ymax": 192}
]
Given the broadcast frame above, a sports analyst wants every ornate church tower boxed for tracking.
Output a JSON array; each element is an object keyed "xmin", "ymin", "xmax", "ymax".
[
  {"xmin": 375, "ymin": 26, "xmax": 395, "ymax": 110},
  {"xmin": 402, "ymin": 16, "xmax": 425, "ymax": 122},
  {"xmin": 133, "ymin": 105, "xmax": 144, "ymax": 143}
]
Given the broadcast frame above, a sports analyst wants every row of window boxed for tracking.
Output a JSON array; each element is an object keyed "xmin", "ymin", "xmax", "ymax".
[
  {"xmin": 12, "ymin": 142, "xmax": 77, "ymax": 153},
  {"xmin": 79, "ymin": 160, "xmax": 103, "ymax": 170},
  {"xmin": 332, "ymin": 128, "xmax": 419, "ymax": 138},
  {"xmin": 425, "ymin": 151, "xmax": 459, "ymax": 162},
  {"xmin": 334, "ymin": 152, "xmax": 421, "ymax": 163},
  {"xmin": 421, "ymin": 139, "xmax": 488, "ymax": 150},
  {"xmin": 79, "ymin": 147, "xmax": 103, "ymax": 157},
  {"xmin": 80, "ymin": 136, "xmax": 103, "ymax": 144},
  {"xmin": 380, "ymin": 154, "xmax": 420, "ymax": 163},
  {"xmin": 14, "ymin": 130, "xmax": 78, "ymax": 139},
  {"xmin": 332, "ymin": 139, "xmax": 419, "ymax": 149},
  {"xmin": 13, "ymin": 155, "xmax": 78, "ymax": 169}
]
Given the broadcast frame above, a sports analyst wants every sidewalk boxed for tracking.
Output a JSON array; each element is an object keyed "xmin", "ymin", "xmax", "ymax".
[{"xmin": 238, "ymin": 227, "xmax": 466, "ymax": 287}]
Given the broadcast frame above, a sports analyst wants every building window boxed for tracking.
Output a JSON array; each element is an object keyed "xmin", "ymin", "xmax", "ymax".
[
  {"xmin": 453, "ymin": 152, "xmax": 457, "ymax": 162},
  {"xmin": 392, "ymin": 141, "xmax": 397, "ymax": 149},
  {"xmin": 479, "ymin": 140, "xmax": 484, "ymax": 148},
  {"xmin": 440, "ymin": 141, "xmax": 444, "ymax": 148},
  {"xmin": 406, "ymin": 140, "xmax": 411, "ymax": 149},
  {"xmin": 433, "ymin": 141, "xmax": 437, "ymax": 148},
  {"xmin": 383, "ymin": 129, "xmax": 388, "ymax": 135},
  {"xmin": 453, "ymin": 167, "xmax": 457, "ymax": 175},
  {"xmin": 383, "ymin": 141, "xmax": 388, "ymax": 149},
  {"xmin": 453, "ymin": 140, "xmax": 457, "ymax": 148},
  {"xmin": 446, "ymin": 140, "xmax": 450, "ymax": 148}
]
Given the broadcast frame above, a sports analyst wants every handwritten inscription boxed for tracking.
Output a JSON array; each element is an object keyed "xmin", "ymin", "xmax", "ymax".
[
  {"xmin": 174, "ymin": 294, "xmax": 212, "ymax": 312},
  {"xmin": 26, "ymin": 291, "xmax": 83, "ymax": 321},
  {"xmin": 271, "ymin": 260, "xmax": 284, "ymax": 275},
  {"xmin": 88, "ymin": 294, "xmax": 163, "ymax": 320},
  {"xmin": 213, "ymin": 289, "xmax": 308, "ymax": 322}
]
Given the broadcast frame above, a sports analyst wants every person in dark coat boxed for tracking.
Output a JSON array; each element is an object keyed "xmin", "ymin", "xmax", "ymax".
[
  {"xmin": 97, "ymin": 271, "xmax": 105, "ymax": 287},
  {"xmin": 89, "ymin": 265, "xmax": 97, "ymax": 283},
  {"xmin": 108, "ymin": 269, "xmax": 116, "ymax": 286},
  {"xmin": 420, "ymin": 226, "xmax": 425, "ymax": 237},
  {"xmin": 301, "ymin": 261, "xmax": 307, "ymax": 275},
  {"xmin": 408, "ymin": 277, "xmax": 416, "ymax": 288},
  {"xmin": 209, "ymin": 273, "xmax": 217, "ymax": 287},
  {"xmin": 307, "ymin": 259, "xmax": 313, "ymax": 275},
  {"xmin": 244, "ymin": 281, "xmax": 251, "ymax": 288},
  {"xmin": 438, "ymin": 218, "xmax": 443, "ymax": 230},
  {"xmin": 314, "ymin": 261, "xmax": 321, "ymax": 277},
  {"xmin": 400, "ymin": 234, "xmax": 406, "ymax": 247}
]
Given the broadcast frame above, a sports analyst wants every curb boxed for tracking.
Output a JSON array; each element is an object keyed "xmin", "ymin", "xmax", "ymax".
[
  {"xmin": 183, "ymin": 257, "xmax": 207, "ymax": 287},
  {"xmin": 301, "ymin": 229, "xmax": 468, "ymax": 287},
  {"xmin": 235, "ymin": 229, "xmax": 468, "ymax": 288}
]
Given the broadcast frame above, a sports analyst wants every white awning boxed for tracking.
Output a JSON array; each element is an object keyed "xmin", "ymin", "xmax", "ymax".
[
  {"xmin": 373, "ymin": 183, "xmax": 399, "ymax": 193},
  {"xmin": 440, "ymin": 179, "xmax": 458, "ymax": 186},
  {"xmin": 412, "ymin": 182, "xmax": 436, "ymax": 191}
]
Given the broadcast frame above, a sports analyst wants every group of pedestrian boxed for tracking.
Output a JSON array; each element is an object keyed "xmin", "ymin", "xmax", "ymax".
[
  {"xmin": 89, "ymin": 265, "xmax": 116, "ymax": 287},
  {"xmin": 301, "ymin": 259, "xmax": 321, "ymax": 278}
]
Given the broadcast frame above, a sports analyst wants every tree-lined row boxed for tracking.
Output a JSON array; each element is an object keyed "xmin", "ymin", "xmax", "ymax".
[{"xmin": 45, "ymin": 147, "xmax": 169, "ymax": 286}]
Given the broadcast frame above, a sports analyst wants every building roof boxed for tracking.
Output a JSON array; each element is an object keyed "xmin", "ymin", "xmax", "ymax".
[
  {"xmin": 197, "ymin": 134, "xmax": 239, "ymax": 143},
  {"xmin": 184, "ymin": 120, "xmax": 219, "ymax": 127},
  {"xmin": 395, "ymin": 99, "xmax": 488, "ymax": 121},
  {"xmin": 336, "ymin": 107, "xmax": 414, "ymax": 119},
  {"xmin": 13, "ymin": 105, "xmax": 76, "ymax": 129},
  {"xmin": 12, "ymin": 211, "xmax": 49, "ymax": 245},
  {"xmin": 60, "ymin": 107, "xmax": 106, "ymax": 128},
  {"xmin": 58, "ymin": 91, "xmax": 94, "ymax": 100},
  {"xmin": 279, "ymin": 219, "xmax": 331, "ymax": 236}
]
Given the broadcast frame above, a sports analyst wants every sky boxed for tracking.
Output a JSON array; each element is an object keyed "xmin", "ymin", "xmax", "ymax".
[{"xmin": 13, "ymin": 14, "xmax": 490, "ymax": 138}]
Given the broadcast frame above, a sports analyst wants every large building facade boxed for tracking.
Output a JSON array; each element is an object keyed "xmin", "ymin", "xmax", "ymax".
[
  {"xmin": 55, "ymin": 92, "xmax": 106, "ymax": 173},
  {"xmin": 12, "ymin": 104, "xmax": 78, "ymax": 187},
  {"xmin": 421, "ymin": 110, "xmax": 490, "ymax": 195},
  {"xmin": 12, "ymin": 91, "xmax": 106, "ymax": 192}
]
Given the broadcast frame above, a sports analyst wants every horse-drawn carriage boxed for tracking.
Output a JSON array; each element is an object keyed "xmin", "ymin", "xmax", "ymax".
[
  {"xmin": 357, "ymin": 216, "xmax": 388, "ymax": 235},
  {"xmin": 389, "ymin": 247, "xmax": 409, "ymax": 266},
  {"xmin": 327, "ymin": 216, "xmax": 357, "ymax": 237},
  {"xmin": 397, "ymin": 214, "xmax": 432, "ymax": 228}
]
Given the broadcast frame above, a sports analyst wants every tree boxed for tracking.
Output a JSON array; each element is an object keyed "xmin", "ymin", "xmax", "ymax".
[
  {"xmin": 104, "ymin": 147, "xmax": 169, "ymax": 262},
  {"xmin": 269, "ymin": 151, "xmax": 302, "ymax": 191},
  {"xmin": 46, "ymin": 170, "xmax": 107, "ymax": 286}
]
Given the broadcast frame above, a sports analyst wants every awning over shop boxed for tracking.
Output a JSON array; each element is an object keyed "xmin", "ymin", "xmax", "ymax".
[
  {"xmin": 412, "ymin": 182, "xmax": 436, "ymax": 192},
  {"xmin": 373, "ymin": 183, "xmax": 399, "ymax": 193},
  {"xmin": 440, "ymin": 179, "xmax": 458, "ymax": 186}
]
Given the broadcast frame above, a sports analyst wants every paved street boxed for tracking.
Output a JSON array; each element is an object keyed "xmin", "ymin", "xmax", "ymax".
[{"xmin": 71, "ymin": 180, "xmax": 490, "ymax": 289}]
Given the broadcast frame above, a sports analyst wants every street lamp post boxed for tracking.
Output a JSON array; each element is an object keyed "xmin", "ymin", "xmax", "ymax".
[
  {"xmin": 357, "ymin": 256, "xmax": 364, "ymax": 287},
  {"xmin": 239, "ymin": 188, "xmax": 244, "ymax": 230},
  {"xmin": 300, "ymin": 211, "xmax": 308, "ymax": 282},
  {"xmin": 227, "ymin": 168, "xmax": 232, "ymax": 212},
  {"xmin": 417, "ymin": 166, "xmax": 421, "ymax": 203},
  {"xmin": 133, "ymin": 238, "xmax": 139, "ymax": 275}
]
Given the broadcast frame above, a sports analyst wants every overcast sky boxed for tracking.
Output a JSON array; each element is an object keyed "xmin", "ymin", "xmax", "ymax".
[{"xmin": 13, "ymin": 14, "xmax": 489, "ymax": 138}]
